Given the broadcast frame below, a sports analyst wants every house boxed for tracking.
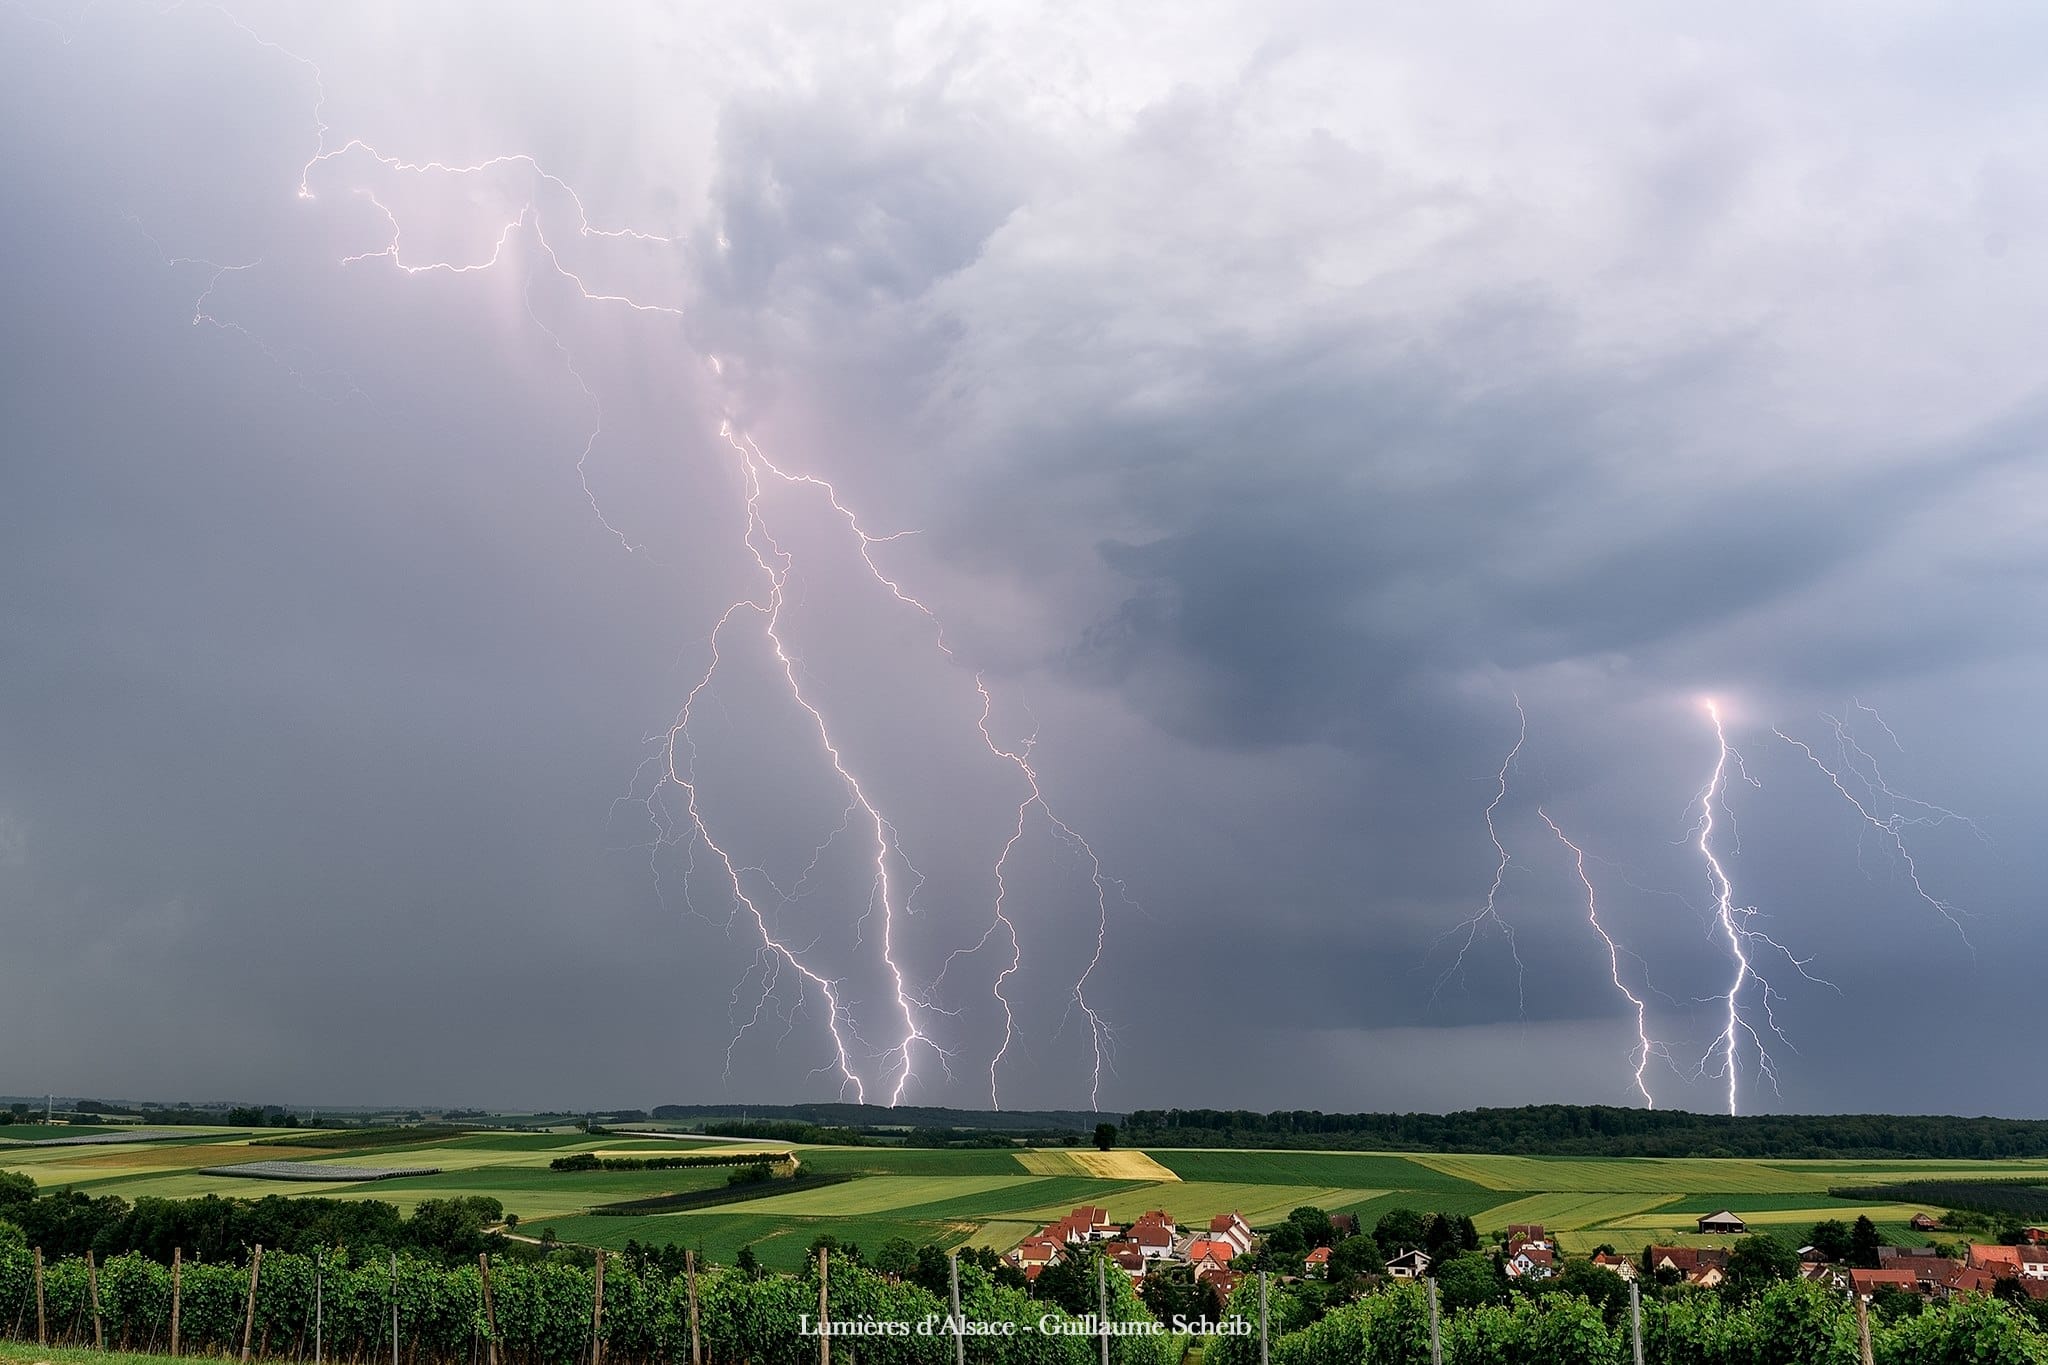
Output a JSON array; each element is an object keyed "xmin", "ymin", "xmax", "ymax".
[
  {"xmin": 1589, "ymin": 1252, "xmax": 1637, "ymax": 1281},
  {"xmin": 1304, "ymin": 1246, "xmax": 1331, "ymax": 1277},
  {"xmin": 1012, "ymin": 1236, "xmax": 1063, "ymax": 1272},
  {"xmin": 1851, "ymin": 1268, "xmax": 1926, "ymax": 1301},
  {"xmin": 1127, "ymin": 1214, "xmax": 1177, "ymax": 1262},
  {"xmin": 1506, "ymin": 1224, "xmax": 1551, "ymax": 1249},
  {"xmin": 1968, "ymin": 1244, "xmax": 2022, "ymax": 1277},
  {"xmin": 1329, "ymin": 1214, "xmax": 1360, "ymax": 1239},
  {"xmin": 1186, "ymin": 1238, "xmax": 1238, "ymax": 1281},
  {"xmin": 2024, "ymin": 1228, "xmax": 2048, "ymax": 1246},
  {"xmin": 1696, "ymin": 1211, "xmax": 1748, "ymax": 1236},
  {"xmin": 1208, "ymin": 1212, "xmax": 1255, "ymax": 1257},
  {"xmin": 1386, "ymin": 1248, "xmax": 1433, "ymax": 1280},
  {"xmin": 2021, "ymin": 1247, "xmax": 2048, "ymax": 1280},
  {"xmin": 1800, "ymin": 1262, "xmax": 1848, "ymax": 1291},
  {"xmin": 1205, "ymin": 1269, "xmax": 1243, "ymax": 1309},
  {"xmin": 1103, "ymin": 1241, "xmax": 1148, "ymax": 1280},
  {"xmin": 1648, "ymin": 1246, "xmax": 1730, "ymax": 1289},
  {"xmin": 1506, "ymin": 1246, "xmax": 1556, "ymax": 1281},
  {"xmin": 1910, "ymin": 1213, "xmax": 1941, "ymax": 1232}
]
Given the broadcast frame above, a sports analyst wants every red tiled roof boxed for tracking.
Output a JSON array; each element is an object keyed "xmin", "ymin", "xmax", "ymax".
[
  {"xmin": 1850, "ymin": 1269, "xmax": 1923, "ymax": 1295},
  {"xmin": 1970, "ymin": 1245, "xmax": 2021, "ymax": 1274}
]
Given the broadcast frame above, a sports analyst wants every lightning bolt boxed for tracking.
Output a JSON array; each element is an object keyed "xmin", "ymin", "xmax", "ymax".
[
  {"xmin": 106, "ymin": 1, "xmax": 1125, "ymax": 1108},
  {"xmin": 1689, "ymin": 700, "xmax": 1837, "ymax": 1115},
  {"xmin": 1433, "ymin": 694, "xmax": 1528, "ymax": 1012},
  {"xmin": 1772, "ymin": 702, "xmax": 1979, "ymax": 947},
  {"xmin": 1538, "ymin": 809, "xmax": 1664, "ymax": 1108}
]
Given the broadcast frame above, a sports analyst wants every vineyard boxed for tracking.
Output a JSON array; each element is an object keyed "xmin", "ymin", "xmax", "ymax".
[
  {"xmin": 3, "ymin": 1242, "xmax": 2048, "ymax": 1365},
  {"xmin": 0, "ymin": 1241, "xmax": 1174, "ymax": 1365}
]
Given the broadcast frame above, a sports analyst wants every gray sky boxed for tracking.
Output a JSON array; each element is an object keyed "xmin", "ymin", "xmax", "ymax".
[{"xmin": 2, "ymin": 0, "xmax": 2044, "ymax": 1117}]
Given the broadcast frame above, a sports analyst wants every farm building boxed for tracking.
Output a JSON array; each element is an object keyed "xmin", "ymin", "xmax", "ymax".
[{"xmin": 1696, "ymin": 1210, "xmax": 1747, "ymax": 1235}]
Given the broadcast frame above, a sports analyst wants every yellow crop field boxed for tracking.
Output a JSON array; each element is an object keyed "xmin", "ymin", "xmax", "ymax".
[{"xmin": 1015, "ymin": 1150, "xmax": 1180, "ymax": 1180}]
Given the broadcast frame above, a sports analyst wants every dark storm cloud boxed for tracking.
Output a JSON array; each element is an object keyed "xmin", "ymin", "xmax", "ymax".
[{"xmin": 3, "ymin": 0, "xmax": 2045, "ymax": 1116}]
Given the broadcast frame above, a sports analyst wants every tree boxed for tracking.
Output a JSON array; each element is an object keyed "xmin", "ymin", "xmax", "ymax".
[
  {"xmin": 1288, "ymin": 1206, "xmax": 1335, "ymax": 1250},
  {"xmin": 1806, "ymin": 1219, "xmax": 1853, "ymax": 1264},
  {"xmin": 873, "ymin": 1236, "xmax": 918, "ymax": 1278},
  {"xmin": 0, "ymin": 1170, "xmax": 34, "ymax": 1210},
  {"xmin": 1328, "ymin": 1234, "xmax": 1384, "ymax": 1280},
  {"xmin": 1435, "ymin": 1250, "xmax": 1504, "ymax": 1311},
  {"xmin": 1724, "ymin": 1233, "xmax": 1800, "ymax": 1300},
  {"xmin": 1374, "ymin": 1208, "xmax": 1428, "ymax": 1257},
  {"xmin": 1093, "ymin": 1122, "xmax": 1118, "ymax": 1152},
  {"xmin": 1557, "ymin": 1257, "xmax": 1629, "ymax": 1316},
  {"xmin": 1851, "ymin": 1215, "xmax": 1884, "ymax": 1269},
  {"xmin": 1263, "ymin": 1222, "xmax": 1307, "ymax": 1260},
  {"xmin": 735, "ymin": 1243, "xmax": 760, "ymax": 1279}
]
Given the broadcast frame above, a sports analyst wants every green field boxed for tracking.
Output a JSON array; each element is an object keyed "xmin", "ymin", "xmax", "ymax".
[{"xmin": 8, "ymin": 1126, "xmax": 2038, "ymax": 1269}]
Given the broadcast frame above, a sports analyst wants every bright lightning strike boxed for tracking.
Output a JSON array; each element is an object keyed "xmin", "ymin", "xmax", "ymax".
[
  {"xmin": 1538, "ymin": 808, "xmax": 1663, "ymax": 1108},
  {"xmin": 1688, "ymin": 700, "xmax": 1835, "ymax": 1115},
  {"xmin": 121, "ymin": 2, "xmax": 1127, "ymax": 1109}
]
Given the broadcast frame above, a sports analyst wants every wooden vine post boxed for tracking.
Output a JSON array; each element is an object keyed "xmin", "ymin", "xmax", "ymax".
[
  {"xmin": 240, "ymin": 1244, "xmax": 263, "ymax": 1365},
  {"xmin": 171, "ymin": 1247, "xmax": 183, "ymax": 1358},
  {"xmin": 590, "ymin": 1248, "xmax": 606, "ymax": 1365},
  {"xmin": 817, "ymin": 1246, "xmax": 830, "ymax": 1365},
  {"xmin": 88, "ymin": 1249, "xmax": 103, "ymax": 1351},
  {"xmin": 390, "ymin": 1252, "xmax": 400, "ymax": 1365},
  {"xmin": 477, "ymin": 1254, "xmax": 499, "ymax": 1365},
  {"xmin": 32, "ymin": 1246, "xmax": 45, "ymax": 1347},
  {"xmin": 1857, "ymin": 1293, "xmax": 1875, "ymax": 1365},
  {"xmin": 684, "ymin": 1249, "xmax": 702, "ymax": 1365}
]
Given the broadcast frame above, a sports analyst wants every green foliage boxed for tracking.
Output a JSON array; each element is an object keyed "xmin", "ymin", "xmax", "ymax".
[
  {"xmin": 1722, "ymin": 1233, "xmax": 1800, "ymax": 1300},
  {"xmin": 1093, "ymin": 1123, "xmax": 1118, "ymax": 1152},
  {"xmin": 0, "ymin": 1172, "xmax": 35, "ymax": 1210},
  {"xmin": 1808, "ymin": 1218, "xmax": 1854, "ymax": 1263},
  {"xmin": 1435, "ymin": 1251, "xmax": 1505, "ymax": 1312},
  {"xmin": 1122, "ymin": 1105, "xmax": 2048, "ymax": 1158}
]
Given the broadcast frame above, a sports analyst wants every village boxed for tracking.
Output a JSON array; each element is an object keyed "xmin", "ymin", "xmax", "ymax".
[{"xmin": 1003, "ymin": 1201, "xmax": 2048, "ymax": 1312}]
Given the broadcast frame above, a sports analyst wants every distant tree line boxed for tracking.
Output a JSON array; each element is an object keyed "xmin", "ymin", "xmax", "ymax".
[
  {"xmin": 0, "ymin": 1173, "xmax": 513, "ymax": 1266},
  {"xmin": 1121, "ymin": 1105, "xmax": 2048, "ymax": 1157}
]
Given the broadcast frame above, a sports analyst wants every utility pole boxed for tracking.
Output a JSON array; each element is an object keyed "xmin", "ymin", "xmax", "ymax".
[
  {"xmin": 1097, "ymin": 1259, "xmax": 1110, "ymax": 1365},
  {"xmin": 1258, "ymin": 1270, "xmax": 1269, "ymax": 1365},
  {"xmin": 948, "ymin": 1254, "xmax": 966, "ymax": 1365}
]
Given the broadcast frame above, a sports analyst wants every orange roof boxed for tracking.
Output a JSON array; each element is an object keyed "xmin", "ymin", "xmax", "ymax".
[
  {"xmin": 1305, "ymin": 1247, "xmax": 1331, "ymax": 1264},
  {"xmin": 1187, "ymin": 1238, "xmax": 1235, "ymax": 1265},
  {"xmin": 1970, "ymin": 1245, "xmax": 2021, "ymax": 1272}
]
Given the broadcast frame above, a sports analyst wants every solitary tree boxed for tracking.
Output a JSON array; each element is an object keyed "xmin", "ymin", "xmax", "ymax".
[{"xmin": 1093, "ymin": 1122, "xmax": 1118, "ymax": 1152}]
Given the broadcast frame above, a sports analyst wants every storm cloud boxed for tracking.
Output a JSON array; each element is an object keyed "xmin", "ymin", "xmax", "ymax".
[{"xmin": 2, "ymin": 0, "xmax": 2044, "ymax": 1115}]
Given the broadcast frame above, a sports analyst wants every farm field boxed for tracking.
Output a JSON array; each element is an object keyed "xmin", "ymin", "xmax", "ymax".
[{"xmin": 8, "ymin": 1127, "xmax": 2042, "ymax": 1271}]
